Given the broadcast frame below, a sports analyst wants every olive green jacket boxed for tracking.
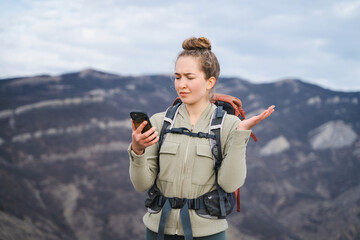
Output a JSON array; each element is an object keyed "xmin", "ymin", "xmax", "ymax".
[{"xmin": 128, "ymin": 103, "xmax": 251, "ymax": 237}]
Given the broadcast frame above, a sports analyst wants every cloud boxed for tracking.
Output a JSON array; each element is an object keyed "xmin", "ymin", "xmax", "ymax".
[
  {"xmin": 333, "ymin": 0, "xmax": 360, "ymax": 18},
  {"xmin": 0, "ymin": 0, "xmax": 359, "ymax": 91}
]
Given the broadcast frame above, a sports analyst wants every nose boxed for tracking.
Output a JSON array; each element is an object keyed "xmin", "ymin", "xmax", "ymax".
[{"xmin": 177, "ymin": 77, "xmax": 187, "ymax": 89}]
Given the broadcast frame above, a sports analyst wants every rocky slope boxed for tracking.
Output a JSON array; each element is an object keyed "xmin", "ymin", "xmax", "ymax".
[{"xmin": 0, "ymin": 69, "xmax": 359, "ymax": 240}]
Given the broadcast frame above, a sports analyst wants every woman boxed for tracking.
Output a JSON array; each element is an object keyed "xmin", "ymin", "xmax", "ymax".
[{"xmin": 128, "ymin": 37, "xmax": 275, "ymax": 240}]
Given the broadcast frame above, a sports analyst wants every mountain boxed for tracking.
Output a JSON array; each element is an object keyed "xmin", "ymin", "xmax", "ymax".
[{"xmin": 0, "ymin": 69, "xmax": 359, "ymax": 240}]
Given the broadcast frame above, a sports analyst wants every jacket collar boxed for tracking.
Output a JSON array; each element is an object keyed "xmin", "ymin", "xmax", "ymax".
[{"xmin": 177, "ymin": 102, "xmax": 217, "ymax": 126}]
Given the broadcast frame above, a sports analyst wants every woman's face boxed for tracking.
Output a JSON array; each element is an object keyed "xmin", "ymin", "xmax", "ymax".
[{"xmin": 174, "ymin": 56, "xmax": 214, "ymax": 106}]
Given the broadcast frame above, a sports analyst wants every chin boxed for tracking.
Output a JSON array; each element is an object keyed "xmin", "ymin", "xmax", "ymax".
[{"xmin": 179, "ymin": 98, "xmax": 188, "ymax": 104}]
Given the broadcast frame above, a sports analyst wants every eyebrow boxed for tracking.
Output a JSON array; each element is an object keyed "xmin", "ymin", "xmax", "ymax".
[{"xmin": 174, "ymin": 72, "xmax": 196, "ymax": 76}]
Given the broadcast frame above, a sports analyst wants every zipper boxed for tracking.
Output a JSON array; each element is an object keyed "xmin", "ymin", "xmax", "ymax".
[
  {"xmin": 180, "ymin": 138, "xmax": 191, "ymax": 197},
  {"xmin": 175, "ymin": 136, "xmax": 192, "ymax": 234}
]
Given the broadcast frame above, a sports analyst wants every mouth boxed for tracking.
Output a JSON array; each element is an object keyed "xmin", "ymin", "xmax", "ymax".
[{"xmin": 179, "ymin": 92, "xmax": 190, "ymax": 97}]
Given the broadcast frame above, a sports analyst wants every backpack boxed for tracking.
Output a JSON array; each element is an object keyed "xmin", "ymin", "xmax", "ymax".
[
  {"xmin": 159, "ymin": 93, "xmax": 257, "ymax": 212},
  {"xmin": 209, "ymin": 94, "xmax": 257, "ymax": 211},
  {"xmin": 145, "ymin": 93, "xmax": 257, "ymax": 240}
]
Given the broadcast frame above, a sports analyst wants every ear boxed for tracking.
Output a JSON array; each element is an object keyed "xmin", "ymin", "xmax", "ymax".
[{"xmin": 206, "ymin": 77, "xmax": 216, "ymax": 90}]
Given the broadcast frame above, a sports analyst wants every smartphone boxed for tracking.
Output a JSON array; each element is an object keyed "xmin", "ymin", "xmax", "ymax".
[{"xmin": 130, "ymin": 112, "xmax": 152, "ymax": 133}]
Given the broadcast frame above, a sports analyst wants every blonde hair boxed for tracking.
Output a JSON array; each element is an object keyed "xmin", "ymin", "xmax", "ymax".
[{"xmin": 177, "ymin": 37, "xmax": 220, "ymax": 81}]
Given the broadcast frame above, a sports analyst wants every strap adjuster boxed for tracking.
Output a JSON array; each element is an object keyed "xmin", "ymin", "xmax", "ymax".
[{"xmin": 172, "ymin": 128, "xmax": 184, "ymax": 134}]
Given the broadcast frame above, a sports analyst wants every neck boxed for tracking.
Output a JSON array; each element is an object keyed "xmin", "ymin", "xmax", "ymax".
[{"xmin": 185, "ymin": 98, "xmax": 210, "ymax": 126}]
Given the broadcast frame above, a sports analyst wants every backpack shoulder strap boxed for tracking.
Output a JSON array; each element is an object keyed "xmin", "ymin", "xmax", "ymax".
[
  {"xmin": 158, "ymin": 102, "xmax": 181, "ymax": 150},
  {"xmin": 209, "ymin": 102, "xmax": 226, "ymax": 172},
  {"xmin": 212, "ymin": 94, "xmax": 257, "ymax": 142},
  {"xmin": 209, "ymin": 102, "xmax": 230, "ymax": 217},
  {"xmin": 155, "ymin": 102, "xmax": 181, "ymax": 177}
]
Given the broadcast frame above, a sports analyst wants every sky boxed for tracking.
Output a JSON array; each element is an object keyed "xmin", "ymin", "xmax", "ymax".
[{"xmin": 0, "ymin": 0, "xmax": 359, "ymax": 91}]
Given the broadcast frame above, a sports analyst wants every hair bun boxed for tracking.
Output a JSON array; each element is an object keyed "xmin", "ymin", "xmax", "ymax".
[{"xmin": 182, "ymin": 37, "xmax": 211, "ymax": 50}]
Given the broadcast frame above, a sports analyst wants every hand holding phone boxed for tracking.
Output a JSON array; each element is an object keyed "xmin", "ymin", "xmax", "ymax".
[
  {"xmin": 130, "ymin": 112, "xmax": 152, "ymax": 133},
  {"xmin": 130, "ymin": 111, "xmax": 159, "ymax": 155}
]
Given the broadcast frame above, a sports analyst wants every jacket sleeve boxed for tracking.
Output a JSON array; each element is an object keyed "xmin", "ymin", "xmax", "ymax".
[
  {"xmin": 128, "ymin": 112, "xmax": 164, "ymax": 192},
  {"xmin": 217, "ymin": 115, "xmax": 251, "ymax": 193}
]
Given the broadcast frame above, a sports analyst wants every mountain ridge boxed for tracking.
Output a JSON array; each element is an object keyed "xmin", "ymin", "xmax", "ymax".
[
  {"xmin": 4, "ymin": 67, "xmax": 357, "ymax": 92},
  {"xmin": 0, "ymin": 69, "xmax": 359, "ymax": 240}
]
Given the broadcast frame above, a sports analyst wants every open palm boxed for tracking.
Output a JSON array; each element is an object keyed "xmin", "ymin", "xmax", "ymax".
[{"xmin": 237, "ymin": 105, "xmax": 275, "ymax": 130}]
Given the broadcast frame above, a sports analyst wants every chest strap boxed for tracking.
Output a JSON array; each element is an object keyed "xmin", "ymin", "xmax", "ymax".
[{"xmin": 165, "ymin": 127, "xmax": 216, "ymax": 140}]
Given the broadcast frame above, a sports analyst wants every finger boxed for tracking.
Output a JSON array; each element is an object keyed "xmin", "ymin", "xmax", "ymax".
[
  {"xmin": 144, "ymin": 135, "xmax": 159, "ymax": 147},
  {"xmin": 266, "ymin": 105, "xmax": 275, "ymax": 116},
  {"xmin": 151, "ymin": 135, "xmax": 160, "ymax": 144},
  {"xmin": 259, "ymin": 105, "xmax": 275, "ymax": 120},
  {"xmin": 145, "ymin": 130, "xmax": 159, "ymax": 143},
  {"xmin": 256, "ymin": 110, "xmax": 268, "ymax": 121},
  {"xmin": 263, "ymin": 105, "xmax": 275, "ymax": 119},
  {"xmin": 143, "ymin": 127, "xmax": 157, "ymax": 138},
  {"xmin": 261, "ymin": 110, "xmax": 272, "ymax": 120},
  {"xmin": 135, "ymin": 121, "xmax": 148, "ymax": 134}
]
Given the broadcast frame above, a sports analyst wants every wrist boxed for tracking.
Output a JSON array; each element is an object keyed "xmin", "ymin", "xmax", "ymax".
[
  {"xmin": 237, "ymin": 126, "xmax": 249, "ymax": 130},
  {"xmin": 131, "ymin": 145, "xmax": 144, "ymax": 155}
]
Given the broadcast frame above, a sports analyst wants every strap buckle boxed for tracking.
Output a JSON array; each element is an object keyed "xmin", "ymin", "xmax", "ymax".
[
  {"xmin": 171, "ymin": 197, "xmax": 186, "ymax": 209},
  {"xmin": 197, "ymin": 132, "xmax": 207, "ymax": 138}
]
